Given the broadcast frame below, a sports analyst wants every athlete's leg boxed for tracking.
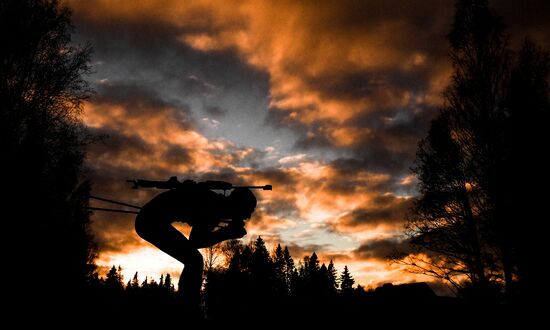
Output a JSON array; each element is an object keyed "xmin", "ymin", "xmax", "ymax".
[{"xmin": 135, "ymin": 213, "xmax": 203, "ymax": 308}]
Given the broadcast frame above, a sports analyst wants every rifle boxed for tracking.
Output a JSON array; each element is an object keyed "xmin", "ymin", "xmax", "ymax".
[
  {"xmin": 127, "ymin": 176, "xmax": 272, "ymax": 191},
  {"xmin": 85, "ymin": 177, "xmax": 271, "ymax": 215}
]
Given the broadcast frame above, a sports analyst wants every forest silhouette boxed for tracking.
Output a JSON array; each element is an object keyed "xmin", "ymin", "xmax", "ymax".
[
  {"xmin": 1, "ymin": 0, "xmax": 547, "ymax": 321},
  {"xmin": 88, "ymin": 237, "xmax": 445, "ymax": 321}
]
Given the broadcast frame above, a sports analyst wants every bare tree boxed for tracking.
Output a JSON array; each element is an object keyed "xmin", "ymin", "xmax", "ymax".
[{"xmin": 204, "ymin": 243, "xmax": 224, "ymax": 272}]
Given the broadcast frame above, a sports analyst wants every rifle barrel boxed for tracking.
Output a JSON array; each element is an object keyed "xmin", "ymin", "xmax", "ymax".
[{"xmin": 233, "ymin": 185, "xmax": 272, "ymax": 190}]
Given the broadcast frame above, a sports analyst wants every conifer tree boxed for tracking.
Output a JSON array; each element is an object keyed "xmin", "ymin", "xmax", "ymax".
[
  {"xmin": 340, "ymin": 266, "xmax": 355, "ymax": 293},
  {"xmin": 327, "ymin": 260, "xmax": 338, "ymax": 292}
]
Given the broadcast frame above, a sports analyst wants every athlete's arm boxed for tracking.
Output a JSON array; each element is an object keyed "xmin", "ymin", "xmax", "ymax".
[{"xmin": 189, "ymin": 220, "xmax": 246, "ymax": 249}]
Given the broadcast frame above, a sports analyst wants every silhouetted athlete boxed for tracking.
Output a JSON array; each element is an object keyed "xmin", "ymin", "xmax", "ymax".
[{"xmin": 134, "ymin": 179, "xmax": 257, "ymax": 313}]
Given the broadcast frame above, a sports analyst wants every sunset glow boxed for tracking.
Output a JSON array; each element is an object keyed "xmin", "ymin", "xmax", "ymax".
[{"xmin": 65, "ymin": 0, "xmax": 550, "ymax": 293}]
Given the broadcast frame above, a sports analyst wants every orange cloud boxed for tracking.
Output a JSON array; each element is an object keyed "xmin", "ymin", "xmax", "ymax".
[
  {"xmin": 67, "ymin": 0, "xmax": 550, "ymax": 293},
  {"xmin": 69, "ymin": 0, "xmax": 450, "ymax": 148},
  {"xmin": 67, "ymin": 0, "xmax": 458, "ymax": 288},
  {"xmin": 85, "ymin": 96, "xmax": 417, "ymax": 285}
]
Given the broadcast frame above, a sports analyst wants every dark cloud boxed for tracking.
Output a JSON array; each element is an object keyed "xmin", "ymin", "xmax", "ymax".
[
  {"xmin": 353, "ymin": 237, "xmax": 412, "ymax": 261},
  {"xmin": 162, "ymin": 144, "xmax": 192, "ymax": 166},
  {"xmin": 254, "ymin": 167, "xmax": 298, "ymax": 187},
  {"xmin": 327, "ymin": 160, "xmax": 400, "ymax": 195},
  {"xmin": 265, "ymin": 0, "xmax": 550, "ymax": 177},
  {"xmin": 87, "ymin": 162, "xmax": 164, "ymax": 206},
  {"xmin": 352, "ymin": 112, "xmax": 436, "ymax": 175},
  {"xmin": 303, "ymin": 71, "xmax": 375, "ymax": 101},
  {"xmin": 285, "ymin": 242, "xmax": 333, "ymax": 261},
  {"xmin": 205, "ymin": 105, "xmax": 227, "ymax": 117},
  {"xmin": 92, "ymin": 82, "xmax": 193, "ymax": 122},
  {"xmin": 329, "ymin": 154, "xmax": 410, "ymax": 190},
  {"xmin": 379, "ymin": 106, "xmax": 438, "ymax": 142},
  {"xmin": 91, "ymin": 214, "xmax": 141, "ymax": 254},
  {"xmin": 88, "ymin": 126, "xmax": 152, "ymax": 158},
  {"xmin": 260, "ymin": 198, "xmax": 299, "ymax": 219},
  {"xmin": 275, "ymin": 101, "xmax": 437, "ymax": 185},
  {"xmin": 192, "ymin": 169, "xmax": 238, "ymax": 183},
  {"xmin": 264, "ymin": 106, "xmax": 313, "ymax": 131},
  {"xmin": 73, "ymin": 9, "xmax": 269, "ymax": 102},
  {"xmin": 292, "ymin": 122, "xmax": 341, "ymax": 150},
  {"xmin": 84, "ymin": 81, "xmax": 201, "ymax": 203},
  {"xmin": 320, "ymin": 253, "xmax": 354, "ymax": 264},
  {"xmin": 332, "ymin": 195, "xmax": 413, "ymax": 231},
  {"xmin": 302, "ymin": 63, "xmax": 444, "ymax": 103},
  {"xmin": 316, "ymin": 0, "xmax": 452, "ymax": 31},
  {"xmin": 272, "ymin": 0, "xmax": 452, "ymax": 73},
  {"xmin": 258, "ymin": 0, "xmax": 451, "ymax": 153},
  {"xmin": 281, "ymin": 245, "xmax": 353, "ymax": 266},
  {"xmin": 319, "ymin": 107, "xmax": 436, "ymax": 192},
  {"xmin": 236, "ymin": 149, "xmax": 269, "ymax": 170},
  {"xmin": 66, "ymin": 0, "xmax": 550, "ymax": 283},
  {"xmin": 355, "ymin": 144, "xmax": 412, "ymax": 176}
]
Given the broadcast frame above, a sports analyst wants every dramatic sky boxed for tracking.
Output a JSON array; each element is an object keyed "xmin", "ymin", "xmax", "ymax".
[{"xmin": 66, "ymin": 0, "xmax": 550, "ymax": 292}]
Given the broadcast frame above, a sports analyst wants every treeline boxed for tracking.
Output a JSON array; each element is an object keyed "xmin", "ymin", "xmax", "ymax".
[
  {"xmin": 87, "ymin": 237, "xmax": 446, "ymax": 320},
  {"xmin": 205, "ymin": 237, "xmax": 367, "ymax": 319},
  {"xmin": 87, "ymin": 266, "xmax": 177, "ymax": 306},
  {"xmin": 204, "ymin": 237, "xmax": 356, "ymax": 301},
  {"xmin": 88, "ymin": 237, "xmax": 364, "ymax": 319}
]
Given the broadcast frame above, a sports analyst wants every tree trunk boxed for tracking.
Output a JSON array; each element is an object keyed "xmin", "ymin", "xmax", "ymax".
[{"xmin": 460, "ymin": 188, "xmax": 487, "ymax": 284}]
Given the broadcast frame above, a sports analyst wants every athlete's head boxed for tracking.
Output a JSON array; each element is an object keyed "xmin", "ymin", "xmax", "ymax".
[{"xmin": 226, "ymin": 188, "xmax": 257, "ymax": 220}]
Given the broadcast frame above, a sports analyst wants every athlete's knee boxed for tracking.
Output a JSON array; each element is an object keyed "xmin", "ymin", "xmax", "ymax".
[
  {"xmin": 134, "ymin": 212, "xmax": 149, "ymax": 239},
  {"xmin": 135, "ymin": 205, "xmax": 162, "ymax": 235}
]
